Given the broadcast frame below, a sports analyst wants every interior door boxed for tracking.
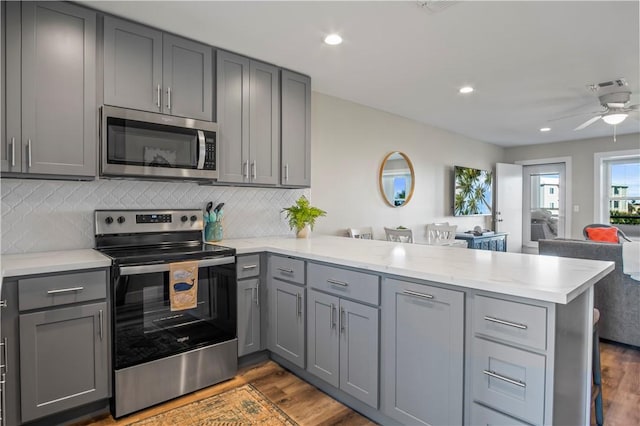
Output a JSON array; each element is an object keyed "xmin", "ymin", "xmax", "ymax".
[
  {"xmin": 523, "ymin": 163, "xmax": 566, "ymax": 251},
  {"xmin": 495, "ymin": 163, "xmax": 523, "ymax": 253}
]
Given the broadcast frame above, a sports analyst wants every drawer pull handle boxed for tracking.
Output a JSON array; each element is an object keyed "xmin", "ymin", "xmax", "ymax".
[
  {"xmin": 484, "ymin": 316, "xmax": 528, "ymax": 330},
  {"xmin": 242, "ymin": 264, "xmax": 258, "ymax": 270},
  {"xmin": 327, "ymin": 279, "xmax": 348, "ymax": 287},
  {"xmin": 47, "ymin": 286, "xmax": 84, "ymax": 295},
  {"xmin": 483, "ymin": 369, "xmax": 526, "ymax": 388},
  {"xmin": 403, "ymin": 290, "xmax": 434, "ymax": 300},
  {"xmin": 277, "ymin": 267, "xmax": 294, "ymax": 274}
]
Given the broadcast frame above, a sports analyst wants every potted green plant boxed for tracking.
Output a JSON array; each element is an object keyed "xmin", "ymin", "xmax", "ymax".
[{"xmin": 282, "ymin": 196, "xmax": 327, "ymax": 238}]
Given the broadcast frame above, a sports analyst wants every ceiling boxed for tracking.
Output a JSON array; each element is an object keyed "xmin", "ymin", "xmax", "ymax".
[{"xmin": 82, "ymin": 1, "xmax": 640, "ymax": 147}]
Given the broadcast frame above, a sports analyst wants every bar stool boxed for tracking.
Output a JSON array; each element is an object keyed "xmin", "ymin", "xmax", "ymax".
[{"xmin": 593, "ymin": 308, "xmax": 604, "ymax": 426}]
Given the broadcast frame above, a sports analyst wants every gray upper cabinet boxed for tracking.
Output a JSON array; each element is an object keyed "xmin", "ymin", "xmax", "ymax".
[
  {"xmin": 381, "ymin": 278, "xmax": 464, "ymax": 426},
  {"xmin": 2, "ymin": 1, "xmax": 96, "ymax": 177},
  {"xmin": 162, "ymin": 34, "xmax": 212, "ymax": 120},
  {"xmin": 281, "ymin": 69, "xmax": 311, "ymax": 187},
  {"xmin": 103, "ymin": 16, "xmax": 212, "ymax": 121},
  {"xmin": 103, "ymin": 17, "xmax": 162, "ymax": 113},
  {"xmin": 217, "ymin": 50, "xmax": 279, "ymax": 185}
]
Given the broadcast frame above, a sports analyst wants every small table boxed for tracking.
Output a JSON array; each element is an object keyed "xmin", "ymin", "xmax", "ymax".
[{"xmin": 455, "ymin": 232, "xmax": 508, "ymax": 252}]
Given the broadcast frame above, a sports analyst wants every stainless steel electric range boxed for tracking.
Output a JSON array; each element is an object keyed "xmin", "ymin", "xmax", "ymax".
[{"xmin": 94, "ymin": 209, "xmax": 237, "ymax": 418}]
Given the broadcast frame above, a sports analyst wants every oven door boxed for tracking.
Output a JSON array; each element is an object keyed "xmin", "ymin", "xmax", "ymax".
[
  {"xmin": 101, "ymin": 106, "xmax": 218, "ymax": 180},
  {"xmin": 112, "ymin": 257, "xmax": 236, "ymax": 370}
]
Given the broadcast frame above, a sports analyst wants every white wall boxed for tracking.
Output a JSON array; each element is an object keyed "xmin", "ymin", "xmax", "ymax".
[
  {"xmin": 310, "ymin": 93, "xmax": 505, "ymax": 240},
  {"xmin": 504, "ymin": 132, "xmax": 640, "ymax": 238}
]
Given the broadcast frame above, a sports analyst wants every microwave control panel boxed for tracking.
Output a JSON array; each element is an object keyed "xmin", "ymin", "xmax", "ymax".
[{"xmin": 204, "ymin": 136, "xmax": 216, "ymax": 170}]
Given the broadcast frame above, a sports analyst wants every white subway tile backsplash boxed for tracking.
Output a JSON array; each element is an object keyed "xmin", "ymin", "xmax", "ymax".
[{"xmin": 1, "ymin": 178, "xmax": 307, "ymax": 254}]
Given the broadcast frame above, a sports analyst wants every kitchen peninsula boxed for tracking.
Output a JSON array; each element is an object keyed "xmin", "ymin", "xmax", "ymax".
[
  {"xmin": 225, "ymin": 235, "xmax": 612, "ymax": 426},
  {"xmin": 1, "ymin": 236, "xmax": 612, "ymax": 425}
]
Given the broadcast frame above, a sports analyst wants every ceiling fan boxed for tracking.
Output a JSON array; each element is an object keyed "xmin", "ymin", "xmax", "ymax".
[{"xmin": 573, "ymin": 91, "xmax": 639, "ymax": 131}]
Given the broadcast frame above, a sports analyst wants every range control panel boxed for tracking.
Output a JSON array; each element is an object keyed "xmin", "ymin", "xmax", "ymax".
[
  {"xmin": 95, "ymin": 209, "xmax": 203, "ymax": 235},
  {"xmin": 137, "ymin": 214, "xmax": 172, "ymax": 224}
]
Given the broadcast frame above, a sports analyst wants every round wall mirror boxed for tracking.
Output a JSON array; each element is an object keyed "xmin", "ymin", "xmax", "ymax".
[{"xmin": 379, "ymin": 151, "xmax": 415, "ymax": 207}]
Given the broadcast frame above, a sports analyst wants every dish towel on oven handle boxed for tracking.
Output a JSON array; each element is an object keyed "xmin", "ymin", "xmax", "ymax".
[
  {"xmin": 622, "ymin": 241, "xmax": 640, "ymax": 282},
  {"xmin": 169, "ymin": 261, "xmax": 199, "ymax": 311}
]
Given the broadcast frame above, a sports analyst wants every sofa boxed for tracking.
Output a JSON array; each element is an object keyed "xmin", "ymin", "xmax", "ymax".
[{"xmin": 539, "ymin": 238, "xmax": 640, "ymax": 348}]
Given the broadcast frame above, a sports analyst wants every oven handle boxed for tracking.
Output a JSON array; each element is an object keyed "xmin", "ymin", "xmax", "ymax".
[
  {"xmin": 196, "ymin": 130, "xmax": 206, "ymax": 170},
  {"xmin": 119, "ymin": 256, "xmax": 235, "ymax": 275}
]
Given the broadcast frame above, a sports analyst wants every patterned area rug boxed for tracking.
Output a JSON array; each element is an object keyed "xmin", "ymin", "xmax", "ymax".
[{"xmin": 130, "ymin": 384, "xmax": 298, "ymax": 425}]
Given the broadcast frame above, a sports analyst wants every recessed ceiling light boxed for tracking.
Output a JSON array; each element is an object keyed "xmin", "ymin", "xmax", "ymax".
[
  {"xmin": 459, "ymin": 86, "xmax": 474, "ymax": 94},
  {"xmin": 540, "ymin": 127, "xmax": 551, "ymax": 132},
  {"xmin": 324, "ymin": 34, "xmax": 343, "ymax": 46}
]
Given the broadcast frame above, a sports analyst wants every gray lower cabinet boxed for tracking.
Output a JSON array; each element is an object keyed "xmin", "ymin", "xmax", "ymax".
[
  {"xmin": 19, "ymin": 302, "xmax": 109, "ymax": 423},
  {"xmin": 103, "ymin": 16, "xmax": 212, "ymax": 121},
  {"xmin": 307, "ymin": 289, "xmax": 379, "ymax": 408},
  {"xmin": 268, "ymin": 279, "xmax": 305, "ymax": 368},
  {"xmin": 280, "ymin": 69, "xmax": 311, "ymax": 187},
  {"xmin": 237, "ymin": 254, "xmax": 262, "ymax": 357},
  {"xmin": 217, "ymin": 50, "xmax": 279, "ymax": 185},
  {"xmin": 0, "ymin": 268, "xmax": 110, "ymax": 425},
  {"xmin": 381, "ymin": 278, "xmax": 464, "ymax": 426},
  {"xmin": 237, "ymin": 278, "xmax": 261, "ymax": 356},
  {"xmin": 3, "ymin": 1, "xmax": 96, "ymax": 177}
]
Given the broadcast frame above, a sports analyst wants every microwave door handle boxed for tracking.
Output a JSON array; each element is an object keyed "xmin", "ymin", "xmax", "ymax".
[{"xmin": 196, "ymin": 130, "xmax": 206, "ymax": 169}]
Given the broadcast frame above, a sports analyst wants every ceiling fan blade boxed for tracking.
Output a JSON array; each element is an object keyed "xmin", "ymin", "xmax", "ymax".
[
  {"xmin": 548, "ymin": 110, "xmax": 604, "ymax": 122},
  {"xmin": 629, "ymin": 104, "xmax": 639, "ymax": 111},
  {"xmin": 574, "ymin": 115, "xmax": 602, "ymax": 130}
]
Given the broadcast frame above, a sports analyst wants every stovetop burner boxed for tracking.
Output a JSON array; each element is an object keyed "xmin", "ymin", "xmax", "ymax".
[
  {"xmin": 94, "ymin": 209, "xmax": 235, "ymax": 265},
  {"xmin": 98, "ymin": 242, "xmax": 235, "ymax": 266}
]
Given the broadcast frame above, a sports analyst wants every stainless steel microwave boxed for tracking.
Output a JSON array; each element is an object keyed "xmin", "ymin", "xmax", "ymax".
[{"xmin": 101, "ymin": 106, "xmax": 218, "ymax": 180}]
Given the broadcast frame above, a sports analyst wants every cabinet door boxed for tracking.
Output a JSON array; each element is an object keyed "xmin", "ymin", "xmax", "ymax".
[
  {"xmin": 339, "ymin": 299, "xmax": 379, "ymax": 408},
  {"xmin": 19, "ymin": 301, "xmax": 109, "ymax": 423},
  {"xmin": 381, "ymin": 279, "xmax": 464, "ymax": 425},
  {"xmin": 163, "ymin": 34, "xmax": 212, "ymax": 121},
  {"xmin": 103, "ymin": 16, "xmax": 162, "ymax": 113},
  {"xmin": 216, "ymin": 50, "xmax": 250, "ymax": 183},
  {"xmin": 249, "ymin": 60, "xmax": 279, "ymax": 185},
  {"xmin": 307, "ymin": 290, "xmax": 339, "ymax": 387},
  {"xmin": 237, "ymin": 278, "xmax": 261, "ymax": 356},
  {"xmin": 2, "ymin": 1, "xmax": 23, "ymax": 173},
  {"xmin": 281, "ymin": 70, "xmax": 311, "ymax": 187},
  {"xmin": 268, "ymin": 279, "xmax": 305, "ymax": 368},
  {"xmin": 21, "ymin": 1, "xmax": 96, "ymax": 176}
]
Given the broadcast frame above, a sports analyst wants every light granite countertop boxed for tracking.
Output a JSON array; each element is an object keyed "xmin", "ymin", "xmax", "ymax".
[
  {"xmin": 1, "ymin": 249, "xmax": 112, "ymax": 279},
  {"xmin": 0, "ymin": 236, "xmax": 613, "ymax": 304},
  {"xmin": 210, "ymin": 235, "xmax": 614, "ymax": 304}
]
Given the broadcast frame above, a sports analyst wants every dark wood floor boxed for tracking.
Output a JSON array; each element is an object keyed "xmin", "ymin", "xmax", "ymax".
[{"xmin": 81, "ymin": 340, "xmax": 639, "ymax": 426}]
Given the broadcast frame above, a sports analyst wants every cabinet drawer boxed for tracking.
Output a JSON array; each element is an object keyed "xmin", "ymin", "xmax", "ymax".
[
  {"xmin": 237, "ymin": 254, "xmax": 261, "ymax": 279},
  {"xmin": 269, "ymin": 255, "xmax": 305, "ymax": 284},
  {"xmin": 18, "ymin": 270, "xmax": 107, "ymax": 311},
  {"xmin": 474, "ymin": 295, "xmax": 547, "ymax": 350},
  {"xmin": 472, "ymin": 338, "xmax": 546, "ymax": 425},
  {"xmin": 308, "ymin": 263, "xmax": 380, "ymax": 305},
  {"xmin": 470, "ymin": 403, "xmax": 530, "ymax": 426}
]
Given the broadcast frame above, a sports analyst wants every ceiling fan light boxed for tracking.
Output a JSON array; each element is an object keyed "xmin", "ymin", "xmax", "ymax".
[{"xmin": 602, "ymin": 113, "xmax": 628, "ymax": 125}]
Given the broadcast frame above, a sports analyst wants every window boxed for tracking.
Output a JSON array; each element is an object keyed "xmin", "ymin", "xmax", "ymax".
[
  {"xmin": 595, "ymin": 150, "xmax": 640, "ymax": 239},
  {"xmin": 549, "ymin": 187, "xmax": 555, "ymax": 195}
]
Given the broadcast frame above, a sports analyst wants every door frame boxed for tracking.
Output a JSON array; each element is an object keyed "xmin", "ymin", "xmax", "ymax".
[{"xmin": 516, "ymin": 156, "xmax": 572, "ymax": 246}]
